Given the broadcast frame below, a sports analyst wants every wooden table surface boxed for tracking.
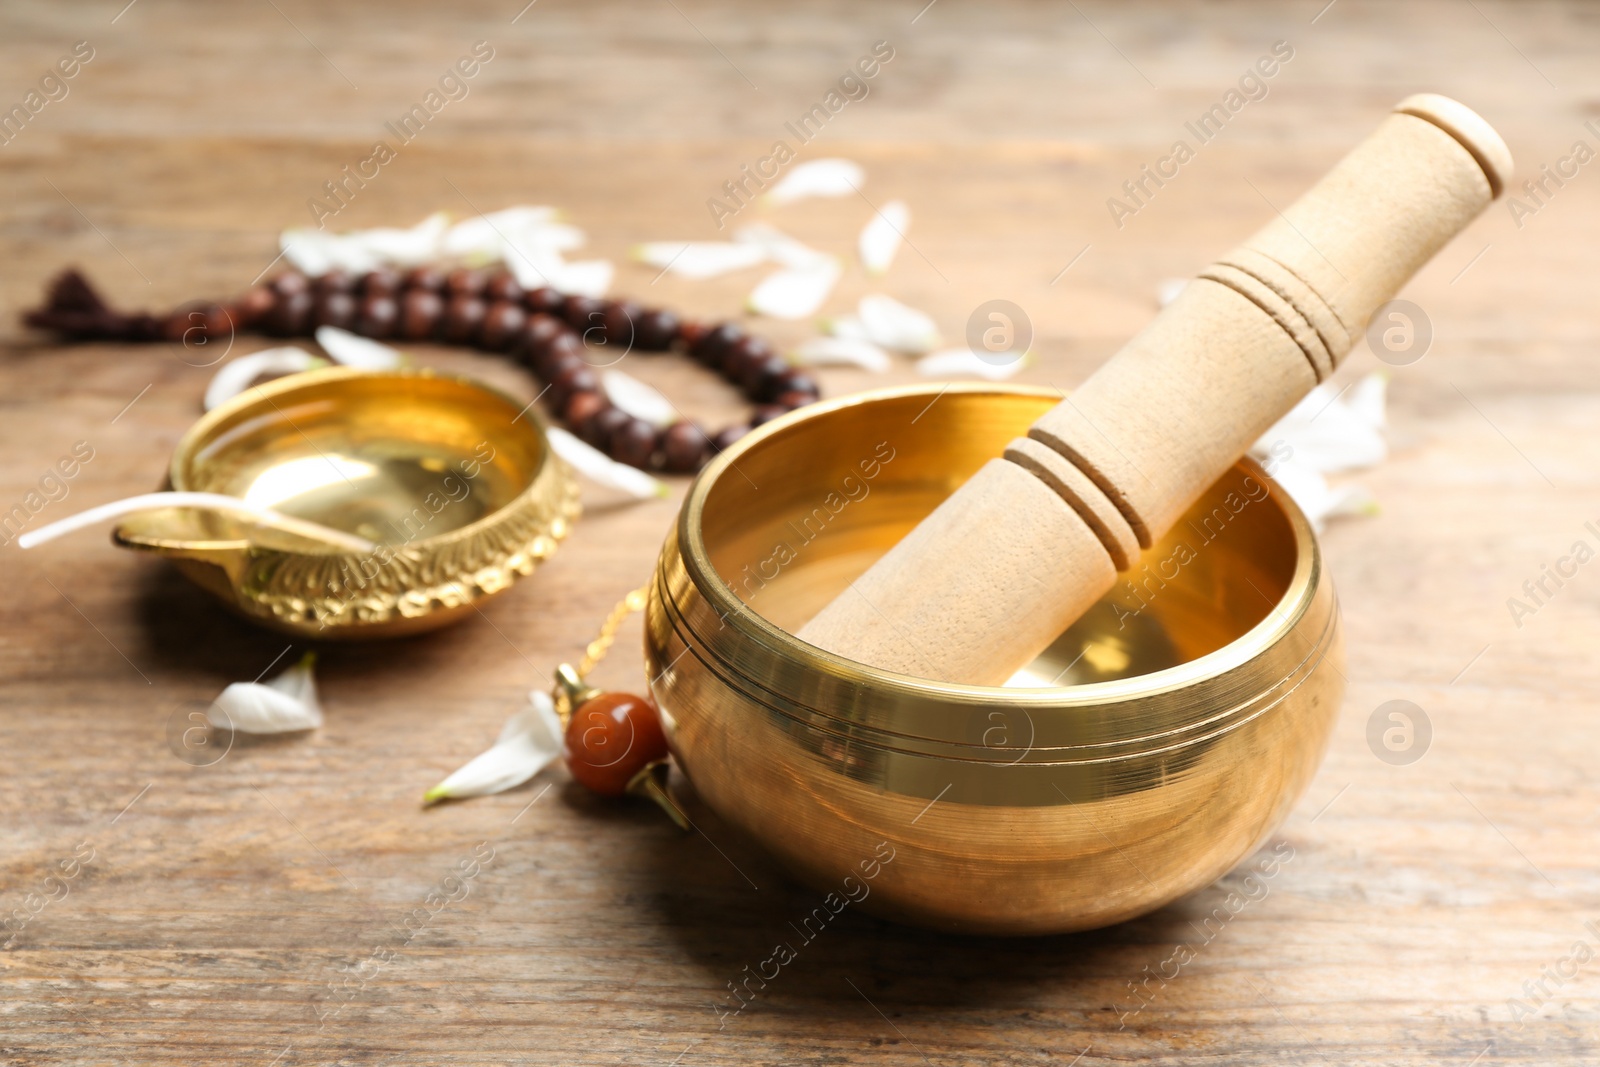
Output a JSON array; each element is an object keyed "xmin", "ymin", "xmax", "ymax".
[{"xmin": 4, "ymin": 1, "xmax": 1598, "ymax": 1063}]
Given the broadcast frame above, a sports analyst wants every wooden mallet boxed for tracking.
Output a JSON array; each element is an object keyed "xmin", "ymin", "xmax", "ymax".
[{"xmin": 798, "ymin": 94, "xmax": 1511, "ymax": 686}]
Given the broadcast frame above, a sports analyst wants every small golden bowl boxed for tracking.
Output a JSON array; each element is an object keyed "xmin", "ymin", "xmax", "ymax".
[
  {"xmin": 115, "ymin": 366, "xmax": 578, "ymax": 638},
  {"xmin": 645, "ymin": 383, "xmax": 1342, "ymax": 935}
]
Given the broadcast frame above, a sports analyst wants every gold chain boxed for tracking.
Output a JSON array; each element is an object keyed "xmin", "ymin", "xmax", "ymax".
[
  {"xmin": 551, "ymin": 583, "xmax": 693, "ymax": 831},
  {"xmin": 576, "ymin": 585, "xmax": 650, "ymax": 680}
]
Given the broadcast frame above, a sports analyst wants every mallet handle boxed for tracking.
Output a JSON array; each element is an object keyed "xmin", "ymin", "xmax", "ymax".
[{"xmin": 798, "ymin": 95, "xmax": 1511, "ymax": 685}]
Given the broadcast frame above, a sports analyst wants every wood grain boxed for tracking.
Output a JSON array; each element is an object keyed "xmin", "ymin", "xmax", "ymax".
[{"xmin": 2, "ymin": 1, "xmax": 1598, "ymax": 1063}]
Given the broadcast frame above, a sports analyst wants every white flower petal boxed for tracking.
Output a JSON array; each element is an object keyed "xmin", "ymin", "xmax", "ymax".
[
  {"xmin": 1253, "ymin": 371, "xmax": 1389, "ymax": 475},
  {"xmin": 268, "ymin": 653, "xmax": 319, "ymax": 703},
  {"xmin": 452, "ymin": 216, "xmax": 584, "ymax": 265},
  {"xmin": 547, "ymin": 427, "xmax": 670, "ymax": 500},
  {"xmin": 747, "ymin": 260, "xmax": 841, "ymax": 319},
  {"xmin": 496, "ymin": 690, "xmax": 563, "ymax": 747},
  {"xmin": 482, "ymin": 205, "xmax": 560, "ymax": 230},
  {"xmin": 281, "ymin": 230, "xmax": 381, "ymax": 276},
  {"xmin": 1262, "ymin": 458, "xmax": 1379, "ymax": 532},
  {"xmin": 204, "ymin": 348, "xmax": 325, "ymax": 411},
  {"xmin": 1156, "ymin": 277, "xmax": 1189, "ymax": 308},
  {"xmin": 916, "ymin": 348, "xmax": 1029, "ymax": 381},
  {"xmin": 765, "ymin": 158, "xmax": 865, "ymax": 205},
  {"xmin": 820, "ymin": 315, "xmax": 872, "ymax": 343},
  {"xmin": 1345, "ymin": 371, "xmax": 1388, "ymax": 429},
  {"xmin": 603, "ymin": 370, "xmax": 677, "ymax": 428},
  {"xmin": 1329, "ymin": 484, "xmax": 1380, "ymax": 520},
  {"xmin": 495, "ymin": 219, "xmax": 610, "ymax": 292},
  {"xmin": 464, "ymin": 212, "xmax": 601, "ymax": 292},
  {"xmin": 631, "ymin": 241, "xmax": 769, "ymax": 279},
  {"xmin": 856, "ymin": 294, "xmax": 940, "ymax": 354},
  {"xmin": 281, "ymin": 210, "xmax": 589, "ymax": 277},
  {"xmin": 858, "ymin": 200, "xmax": 909, "ymax": 276},
  {"xmin": 733, "ymin": 222, "xmax": 832, "ymax": 270},
  {"xmin": 442, "ymin": 217, "xmax": 505, "ymax": 260},
  {"xmin": 314, "ymin": 326, "xmax": 404, "ymax": 370},
  {"xmin": 512, "ymin": 221, "xmax": 586, "ymax": 254},
  {"xmin": 549, "ymin": 259, "xmax": 613, "ymax": 298},
  {"xmin": 278, "ymin": 232, "xmax": 332, "ymax": 276},
  {"xmin": 209, "ymin": 653, "xmax": 322, "ymax": 733},
  {"xmin": 501, "ymin": 242, "xmax": 565, "ymax": 290},
  {"xmin": 425, "ymin": 691, "xmax": 565, "ymax": 803},
  {"xmin": 1292, "ymin": 414, "xmax": 1386, "ymax": 474},
  {"xmin": 210, "ymin": 685, "xmax": 321, "ymax": 732},
  {"xmin": 444, "ymin": 207, "xmax": 564, "ymax": 259},
  {"xmin": 791, "ymin": 336, "xmax": 892, "ymax": 373},
  {"xmin": 355, "ymin": 213, "xmax": 451, "ymax": 266},
  {"xmin": 280, "ymin": 215, "xmax": 452, "ymax": 276}
]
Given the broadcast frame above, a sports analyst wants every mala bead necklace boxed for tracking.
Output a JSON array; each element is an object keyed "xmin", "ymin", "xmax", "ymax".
[
  {"xmin": 26, "ymin": 268, "xmax": 793, "ymax": 819},
  {"xmin": 24, "ymin": 271, "xmax": 775, "ymax": 818},
  {"xmin": 24, "ymin": 271, "xmax": 727, "ymax": 821},
  {"xmin": 24, "ymin": 267, "xmax": 821, "ymax": 473}
]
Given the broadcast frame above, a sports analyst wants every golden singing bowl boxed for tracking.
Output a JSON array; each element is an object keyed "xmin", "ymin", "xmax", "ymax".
[
  {"xmin": 645, "ymin": 383, "xmax": 1342, "ymax": 935},
  {"xmin": 114, "ymin": 366, "xmax": 578, "ymax": 638}
]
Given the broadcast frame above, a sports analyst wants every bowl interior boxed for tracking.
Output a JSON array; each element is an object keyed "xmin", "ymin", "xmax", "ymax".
[
  {"xmin": 699, "ymin": 386, "xmax": 1298, "ymax": 686},
  {"xmin": 169, "ymin": 369, "xmax": 546, "ymax": 547}
]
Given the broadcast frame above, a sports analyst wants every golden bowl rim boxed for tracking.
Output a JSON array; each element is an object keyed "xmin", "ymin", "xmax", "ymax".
[
  {"xmin": 679, "ymin": 381, "xmax": 1322, "ymax": 709},
  {"xmin": 132, "ymin": 364, "xmax": 558, "ymax": 554}
]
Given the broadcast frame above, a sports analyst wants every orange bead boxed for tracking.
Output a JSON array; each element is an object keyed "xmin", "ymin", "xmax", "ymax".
[{"xmin": 563, "ymin": 692, "xmax": 669, "ymax": 796}]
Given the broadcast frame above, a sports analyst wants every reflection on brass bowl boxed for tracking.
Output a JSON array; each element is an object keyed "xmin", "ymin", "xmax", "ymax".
[
  {"xmin": 645, "ymin": 383, "xmax": 1342, "ymax": 935},
  {"xmin": 114, "ymin": 367, "xmax": 578, "ymax": 638}
]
